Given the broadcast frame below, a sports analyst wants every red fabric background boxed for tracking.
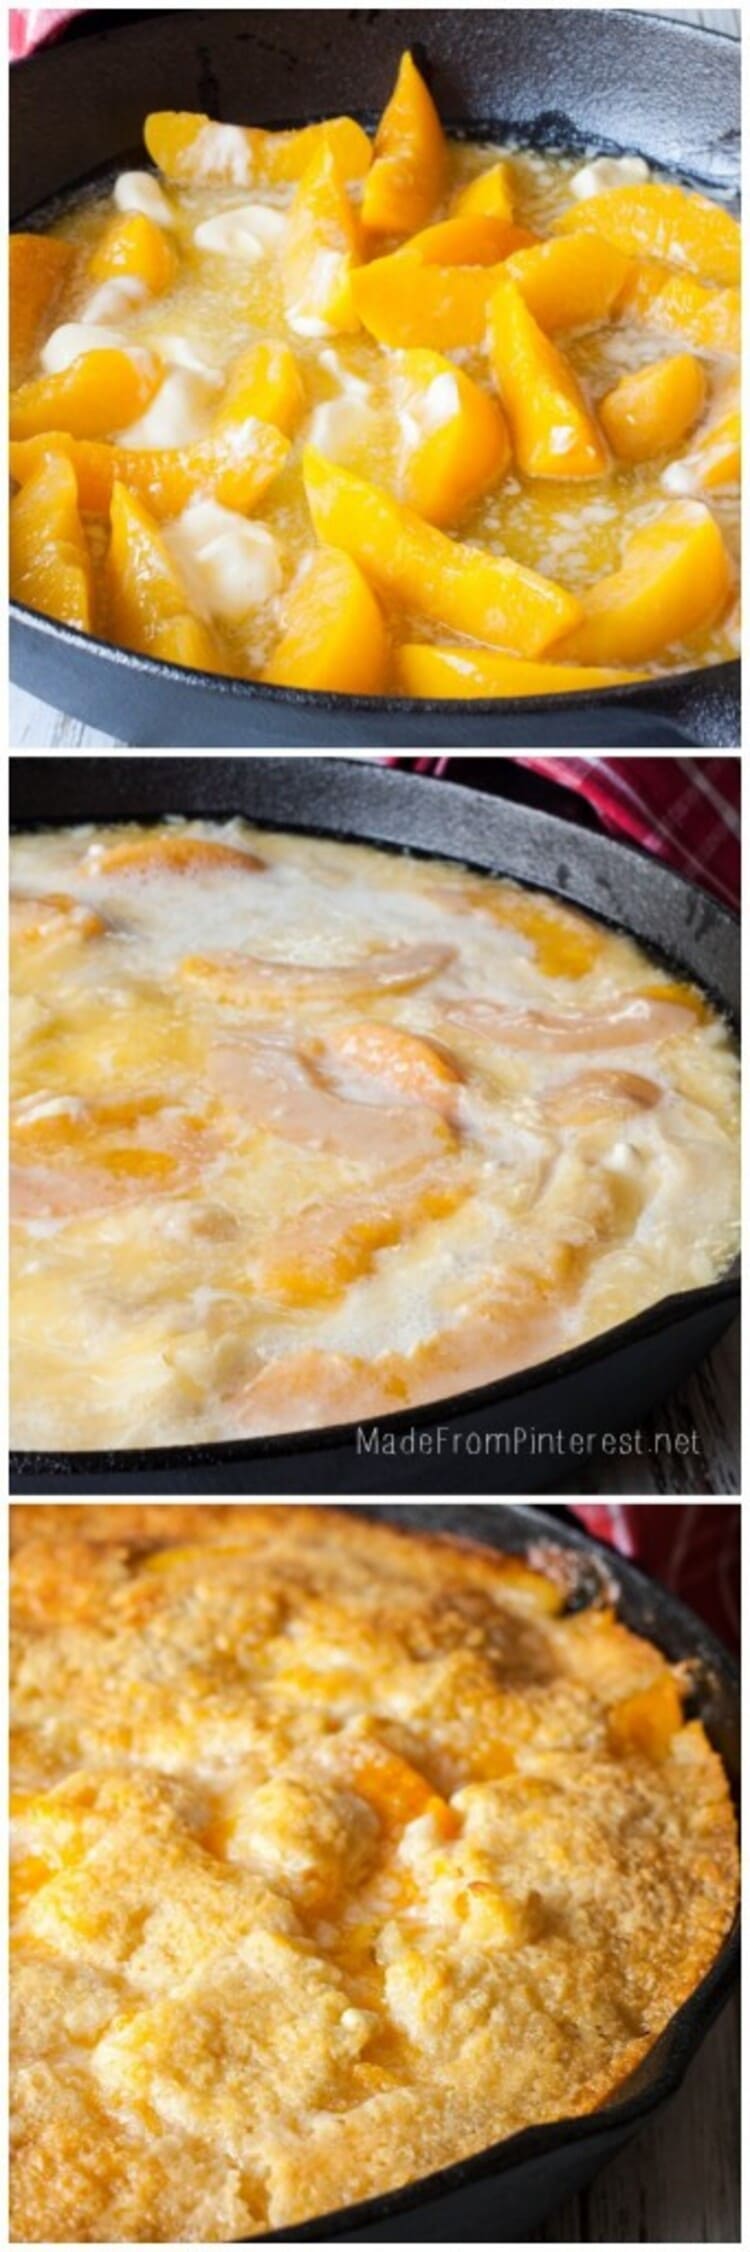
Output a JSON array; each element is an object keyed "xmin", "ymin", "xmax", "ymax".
[{"xmin": 572, "ymin": 1504, "xmax": 739, "ymax": 1650}]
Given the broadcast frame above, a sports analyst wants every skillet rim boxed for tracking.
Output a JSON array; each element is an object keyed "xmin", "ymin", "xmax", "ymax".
[
  {"xmin": 8, "ymin": 6, "xmax": 740, "ymax": 732},
  {"xmin": 9, "ymin": 754, "xmax": 740, "ymax": 1476}
]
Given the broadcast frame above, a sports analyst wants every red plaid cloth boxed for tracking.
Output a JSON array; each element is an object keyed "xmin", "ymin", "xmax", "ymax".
[
  {"xmin": 10, "ymin": 8, "xmax": 81, "ymax": 58},
  {"xmin": 385, "ymin": 759, "xmax": 740, "ymax": 911},
  {"xmin": 573, "ymin": 1504, "xmax": 739, "ymax": 1650}
]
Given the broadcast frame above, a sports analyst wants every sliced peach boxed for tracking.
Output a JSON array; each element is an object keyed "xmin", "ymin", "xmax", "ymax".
[
  {"xmin": 403, "ymin": 213, "xmax": 538, "ymax": 267},
  {"xmin": 263, "ymin": 547, "xmax": 389, "ymax": 695},
  {"xmin": 282, "ymin": 147, "xmax": 362, "ymax": 335},
  {"xmin": 553, "ymin": 500, "xmax": 732, "ymax": 665},
  {"xmin": 545, "ymin": 1071, "xmax": 662, "ymax": 1125},
  {"xmin": 430, "ymin": 879, "xmax": 603, "ymax": 979},
  {"xmin": 10, "ymin": 233, "xmax": 75, "ymax": 384},
  {"xmin": 599, "ymin": 352, "xmax": 707, "ymax": 464},
  {"xmin": 557, "ymin": 181, "xmax": 740, "ymax": 288},
  {"xmin": 11, "ymin": 1091, "xmax": 209, "ymax": 1218},
  {"xmin": 303, "ymin": 450, "xmax": 582, "ymax": 656},
  {"xmin": 10, "ymin": 889, "xmax": 105, "ymax": 948},
  {"xmin": 326, "ymin": 1020, "xmax": 462, "ymax": 1110},
  {"xmin": 353, "ymin": 254, "xmax": 510, "ymax": 349},
  {"xmin": 10, "ymin": 454, "xmax": 92, "ymax": 631},
  {"xmin": 89, "ymin": 212, "xmax": 177, "ymax": 296},
  {"xmin": 396, "ymin": 348, "xmax": 510, "ymax": 526},
  {"xmin": 215, "ymin": 341, "xmax": 306, "ymax": 436},
  {"xmin": 617, "ymin": 261, "xmax": 740, "ymax": 355},
  {"xmin": 346, "ymin": 1743, "xmax": 457, "ymax": 1836},
  {"xmin": 209, "ymin": 1037, "xmax": 455, "ymax": 1163},
  {"xmin": 665, "ymin": 388, "xmax": 741, "ymax": 494},
  {"xmin": 144, "ymin": 111, "xmax": 371, "ymax": 187},
  {"xmin": 10, "ymin": 419, "xmax": 289, "ymax": 519},
  {"xmin": 10, "ymin": 348, "xmax": 161, "ymax": 441},
  {"xmin": 255, "ymin": 1173, "xmax": 464, "ymax": 1306},
  {"xmin": 608, "ymin": 1675, "xmax": 682, "ymax": 1760},
  {"xmin": 104, "ymin": 480, "xmax": 222, "ymax": 670},
  {"xmin": 93, "ymin": 832, "xmax": 265, "ymax": 877},
  {"xmin": 504, "ymin": 232, "xmax": 631, "ymax": 334},
  {"xmin": 361, "ymin": 50, "xmax": 446, "ymax": 237},
  {"xmin": 447, "ymin": 994, "xmax": 698, "ymax": 1049},
  {"xmin": 396, "ymin": 644, "xmax": 645, "ymax": 698},
  {"xmin": 488, "ymin": 276, "xmax": 608, "ymax": 480},
  {"xmin": 229, "ymin": 1346, "xmax": 412, "ymax": 1435},
  {"xmin": 453, "ymin": 161, "xmax": 515, "ymax": 222},
  {"xmin": 181, "ymin": 942, "xmax": 453, "ymax": 1009}
]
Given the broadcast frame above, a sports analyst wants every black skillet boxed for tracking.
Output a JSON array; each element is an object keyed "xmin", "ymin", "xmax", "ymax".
[
  {"xmin": 10, "ymin": 756, "xmax": 740, "ymax": 1496},
  {"xmin": 9, "ymin": 8, "xmax": 740, "ymax": 749},
  {"xmin": 261, "ymin": 1499, "xmax": 740, "ymax": 2242}
]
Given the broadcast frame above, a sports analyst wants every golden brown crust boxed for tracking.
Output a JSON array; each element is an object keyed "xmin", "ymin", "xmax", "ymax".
[{"xmin": 11, "ymin": 1504, "xmax": 738, "ymax": 2243}]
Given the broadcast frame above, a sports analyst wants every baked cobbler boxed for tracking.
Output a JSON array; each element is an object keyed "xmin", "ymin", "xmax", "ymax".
[
  {"xmin": 10, "ymin": 1503, "xmax": 739, "ymax": 2242},
  {"xmin": 9, "ymin": 50, "xmax": 740, "ymax": 694},
  {"xmin": 10, "ymin": 818, "xmax": 739, "ymax": 1450}
]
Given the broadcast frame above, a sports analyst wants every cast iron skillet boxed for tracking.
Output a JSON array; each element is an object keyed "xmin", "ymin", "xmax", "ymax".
[
  {"xmin": 261, "ymin": 1499, "xmax": 740, "ymax": 2242},
  {"xmin": 10, "ymin": 8, "xmax": 740, "ymax": 749},
  {"xmin": 10, "ymin": 757, "xmax": 740, "ymax": 1497}
]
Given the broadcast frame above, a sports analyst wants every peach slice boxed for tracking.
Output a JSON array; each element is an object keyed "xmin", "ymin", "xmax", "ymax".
[
  {"xmin": 557, "ymin": 181, "xmax": 740, "ymax": 288},
  {"xmin": 351, "ymin": 257, "xmax": 510, "ymax": 350},
  {"xmin": 664, "ymin": 388, "xmax": 741, "ymax": 494},
  {"xmin": 10, "ymin": 418, "xmax": 289, "ymax": 519},
  {"xmin": 545, "ymin": 1071, "xmax": 662, "ymax": 1125},
  {"xmin": 429, "ymin": 879, "xmax": 603, "ymax": 979},
  {"xmin": 608, "ymin": 1675, "xmax": 682, "ymax": 1760},
  {"xmin": 488, "ymin": 276, "xmax": 609, "ymax": 480},
  {"xmin": 453, "ymin": 161, "xmax": 515, "ymax": 222},
  {"xmin": 553, "ymin": 501, "xmax": 732, "ymax": 665},
  {"xmin": 11, "ymin": 1092, "xmax": 209, "ymax": 1219},
  {"xmin": 228, "ymin": 1346, "xmax": 412, "ymax": 1434},
  {"xmin": 303, "ymin": 450, "xmax": 582, "ymax": 656},
  {"xmin": 447, "ymin": 994, "xmax": 700, "ymax": 1049},
  {"xmin": 263, "ymin": 548, "xmax": 389, "ymax": 695},
  {"xmin": 10, "ymin": 890, "xmax": 105, "ymax": 949},
  {"xmin": 255, "ymin": 1172, "xmax": 464, "ymax": 1306},
  {"xmin": 144, "ymin": 111, "xmax": 372, "ymax": 187},
  {"xmin": 10, "ymin": 233, "xmax": 75, "ymax": 384},
  {"xmin": 89, "ymin": 212, "xmax": 177, "ymax": 296},
  {"xmin": 325, "ymin": 1020, "xmax": 462, "ymax": 1110},
  {"xmin": 181, "ymin": 942, "xmax": 453, "ymax": 1009},
  {"xmin": 215, "ymin": 341, "xmax": 306, "ymax": 436},
  {"xmin": 282, "ymin": 146, "xmax": 362, "ymax": 335},
  {"xmin": 10, "ymin": 454, "xmax": 92, "ymax": 631},
  {"xmin": 396, "ymin": 645, "xmax": 646, "ymax": 698},
  {"xmin": 345, "ymin": 1743, "xmax": 457, "ymax": 1836},
  {"xmin": 599, "ymin": 353, "xmax": 707, "ymax": 463},
  {"xmin": 401, "ymin": 213, "xmax": 538, "ymax": 266},
  {"xmin": 361, "ymin": 50, "xmax": 446, "ymax": 237},
  {"xmin": 10, "ymin": 348, "xmax": 161, "ymax": 441},
  {"xmin": 351, "ymin": 217, "xmax": 536, "ymax": 350},
  {"xmin": 396, "ymin": 348, "xmax": 510, "ymax": 526},
  {"xmin": 104, "ymin": 481, "xmax": 222, "ymax": 670},
  {"xmin": 504, "ymin": 232, "xmax": 632, "ymax": 334},
  {"xmin": 93, "ymin": 832, "xmax": 266, "ymax": 877},
  {"xmin": 618, "ymin": 261, "xmax": 740, "ymax": 355},
  {"xmin": 209, "ymin": 1037, "xmax": 455, "ymax": 1163}
]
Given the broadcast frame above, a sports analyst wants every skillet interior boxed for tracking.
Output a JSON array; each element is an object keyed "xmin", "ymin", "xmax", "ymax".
[
  {"xmin": 9, "ymin": 8, "xmax": 740, "ymax": 749},
  {"xmin": 9, "ymin": 757, "xmax": 740, "ymax": 1495}
]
